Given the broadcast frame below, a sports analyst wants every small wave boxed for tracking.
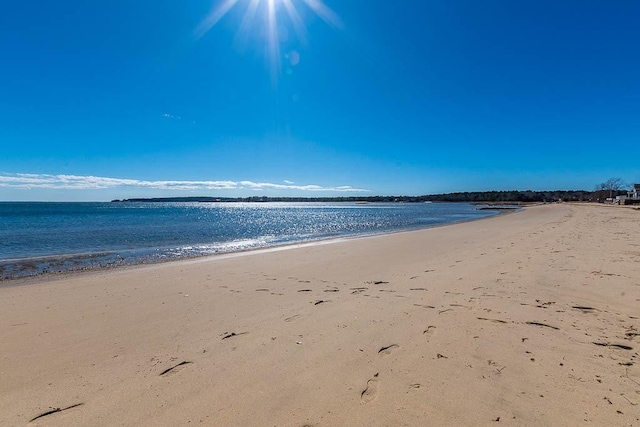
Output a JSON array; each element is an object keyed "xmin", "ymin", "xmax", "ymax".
[
  {"xmin": 0, "ymin": 237, "xmax": 282, "ymax": 281},
  {"xmin": 163, "ymin": 238, "xmax": 275, "ymax": 258}
]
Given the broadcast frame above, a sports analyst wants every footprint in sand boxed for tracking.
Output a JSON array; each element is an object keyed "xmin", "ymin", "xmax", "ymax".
[
  {"xmin": 378, "ymin": 344, "xmax": 399, "ymax": 355},
  {"xmin": 423, "ymin": 325, "xmax": 436, "ymax": 338},
  {"xmin": 361, "ymin": 374, "xmax": 379, "ymax": 403}
]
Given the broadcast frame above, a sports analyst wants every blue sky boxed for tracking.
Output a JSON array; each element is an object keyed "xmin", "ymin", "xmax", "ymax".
[{"xmin": 1, "ymin": 0, "xmax": 639, "ymax": 201}]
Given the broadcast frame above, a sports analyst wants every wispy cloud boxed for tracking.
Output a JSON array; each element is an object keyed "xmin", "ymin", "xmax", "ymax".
[
  {"xmin": 162, "ymin": 113, "xmax": 182, "ymax": 120},
  {"xmin": 0, "ymin": 173, "xmax": 369, "ymax": 192}
]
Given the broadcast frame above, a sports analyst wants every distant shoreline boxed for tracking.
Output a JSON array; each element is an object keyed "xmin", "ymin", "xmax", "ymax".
[{"xmin": 110, "ymin": 188, "xmax": 602, "ymax": 204}]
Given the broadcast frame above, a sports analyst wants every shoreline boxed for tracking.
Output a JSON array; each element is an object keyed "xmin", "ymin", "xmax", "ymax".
[
  {"xmin": 0, "ymin": 206, "xmax": 514, "ymax": 287},
  {"xmin": 1, "ymin": 203, "xmax": 638, "ymax": 425}
]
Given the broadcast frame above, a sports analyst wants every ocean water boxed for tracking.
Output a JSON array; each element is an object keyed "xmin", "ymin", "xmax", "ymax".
[{"xmin": 0, "ymin": 202, "xmax": 502, "ymax": 280}]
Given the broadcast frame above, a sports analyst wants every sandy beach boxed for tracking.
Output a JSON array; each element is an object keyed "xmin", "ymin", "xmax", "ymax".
[{"xmin": 1, "ymin": 203, "xmax": 639, "ymax": 426}]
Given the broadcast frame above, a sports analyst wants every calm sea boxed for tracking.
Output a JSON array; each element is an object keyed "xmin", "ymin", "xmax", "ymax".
[{"xmin": 0, "ymin": 202, "xmax": 502, "ymax": 280}]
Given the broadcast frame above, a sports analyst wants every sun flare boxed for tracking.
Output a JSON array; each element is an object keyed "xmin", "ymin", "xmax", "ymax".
[{"xmin": 195, "ymin": 0, "xmax": 342, "ymax": 80}]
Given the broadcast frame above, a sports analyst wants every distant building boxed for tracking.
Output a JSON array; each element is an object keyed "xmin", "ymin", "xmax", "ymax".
[{"xmin": 631, "ymin": 184, "xmax": 640, "ymax": 200}]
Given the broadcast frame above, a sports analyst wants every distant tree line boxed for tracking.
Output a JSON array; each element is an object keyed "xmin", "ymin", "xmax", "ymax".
[
  {"xmin": 423, "ymin": 190, "xmax": 595, "ymax": 203},
  {"xmin": 113, "ymin": 190, "xmax": 599, "ymax": 204}
]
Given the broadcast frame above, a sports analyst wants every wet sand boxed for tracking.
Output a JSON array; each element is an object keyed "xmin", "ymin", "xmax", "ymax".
[{"xmin": 1, "ymin": 203, "xmax": 639, "ymax": 426}]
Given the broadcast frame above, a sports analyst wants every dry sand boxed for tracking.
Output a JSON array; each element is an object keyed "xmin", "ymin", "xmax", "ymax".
[{"xmin": 1, "ymin": 203, "xmax": 639, "ymax": 426}]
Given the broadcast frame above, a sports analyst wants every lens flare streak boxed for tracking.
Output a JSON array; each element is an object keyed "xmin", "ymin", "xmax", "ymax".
[{"xmin": 194, "ymin": 0, "xmax": 240, "ymax": 39}]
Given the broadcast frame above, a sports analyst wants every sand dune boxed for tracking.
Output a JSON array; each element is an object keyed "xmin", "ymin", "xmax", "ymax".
[{"xmin": 1, "ymin": 204, "xmax": 639, "ymax": 426}]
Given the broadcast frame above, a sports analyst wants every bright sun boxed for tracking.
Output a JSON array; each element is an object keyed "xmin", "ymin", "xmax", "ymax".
[{"xmin": 194, "ymin": 0, "xmax": 341, "ymax": 80}]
